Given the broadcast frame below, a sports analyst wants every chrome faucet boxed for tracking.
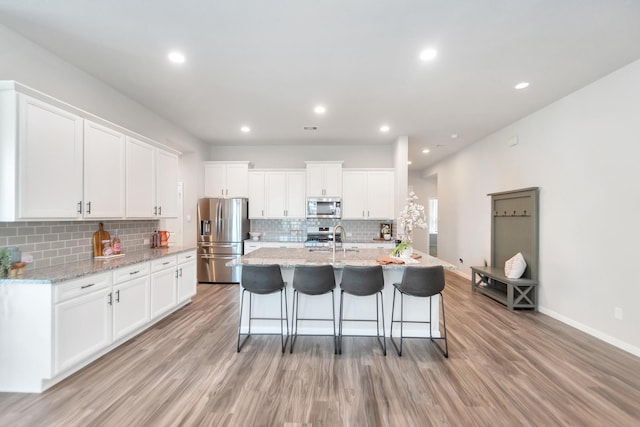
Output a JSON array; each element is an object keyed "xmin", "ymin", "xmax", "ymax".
[{"xmin": 333, "ymin": 223, "xmax": 345, "ymax": 257}]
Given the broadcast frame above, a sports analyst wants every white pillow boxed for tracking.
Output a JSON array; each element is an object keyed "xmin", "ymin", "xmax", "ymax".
[{"xmin": 504, "ymin": 252, "xmax": 527, "ymax": 279}]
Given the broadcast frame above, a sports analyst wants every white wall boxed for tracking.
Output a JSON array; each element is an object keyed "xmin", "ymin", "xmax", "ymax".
[
  {"xmin": 209, "ymin": 144, "xmax": 393, "ymax": 168},
  {"xmin": 0, "ymin": 24, "xmax": 208, "ymax": 246},
  {"xmin": 425, "ymin": 58, "xmax": 640, "ymax": 355}
]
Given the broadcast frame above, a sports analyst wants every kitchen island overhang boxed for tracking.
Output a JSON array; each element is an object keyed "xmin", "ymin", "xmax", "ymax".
[{"xmin": 227, "ymin": 247, "xmax": 454, "ymax": 338}]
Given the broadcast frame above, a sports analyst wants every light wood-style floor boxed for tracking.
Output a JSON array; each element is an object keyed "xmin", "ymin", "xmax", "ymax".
[{"xmin": 1, "ymin": 272, "xmax": 639, "ymax": 426}]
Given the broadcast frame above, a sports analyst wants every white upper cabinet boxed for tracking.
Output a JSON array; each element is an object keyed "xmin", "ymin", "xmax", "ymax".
[
  {"xmin": 83, "ymin": 120, "xmax": 125, "ymax": 218},
  {"xmin": 0, "ymin": 81, "xmax": 180, "ymax": 221},
  {"xmin": 204, "ymin": 162, "xmax": 249, "ymax": 197},
  {"xmin": 305, "ymin": 161, "xmax": 343, "ymax": 197},
  {"xmin": 126, "ymin": 137, "xmax": 156, "ymax": 218},
  {"xmin": 264, "ymin": 170, "xmax": 306, "ymax": 219},
  {"xmin": 342, "ymin": 169, "xmax": 395, "ymax": 220},
  {"xmin": 155, "ymin": 150, "xmax": 178, "ymax": 218},
  {"xmin": 126, "ymin": 138, "xmax": 178, "ymax": 219},
  {"xmin": 15, "ymin": 94, "xmax": 84, "ymax": 219},
  {"xmin": 248, "ymin": 170, "xmax": 266, "ymax": 219}
]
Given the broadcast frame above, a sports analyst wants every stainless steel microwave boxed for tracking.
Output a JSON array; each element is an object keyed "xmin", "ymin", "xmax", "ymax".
[{"xmin": 306, "ymin": 197, "xmax": 342, "ymax": 219}]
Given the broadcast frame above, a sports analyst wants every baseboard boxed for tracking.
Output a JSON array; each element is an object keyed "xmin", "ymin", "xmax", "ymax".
[{"xmin": 538, "ymin": 306, "xmax": 640, "ymax": 358}]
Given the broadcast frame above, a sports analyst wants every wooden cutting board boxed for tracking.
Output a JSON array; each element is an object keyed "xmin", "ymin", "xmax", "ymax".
[{"xmin": 93, "ymin": 222, "xmax": 111, "ymax": 257}]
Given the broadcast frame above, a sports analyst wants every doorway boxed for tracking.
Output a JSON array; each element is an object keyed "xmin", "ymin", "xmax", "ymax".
[{"xmin": 428, "ymin": 198, "xmax": 438, "ymax": 256}]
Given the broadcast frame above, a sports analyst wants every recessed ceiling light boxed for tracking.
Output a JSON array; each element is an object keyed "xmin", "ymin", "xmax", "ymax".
[
  {"xmin": 314, "ymin": 105, "xmax": 326, "ymax": 114},
  {"xmin": 422, "ymin": 149, "xmax": 430, "ymax": 154},
  {"xmin": 240, "ymin": 126, "xmax": 251, "ymax": 133},
  {"xmin": 380, "ymin": 125, "xmax": 390, "ymax": 133},
  {"xmin": 167, "ymin": 51, "xmax": 186, "ymax": 64},
  {"xmin": 407, "ymin": 161, "xmax": 412, "ymax": 165},
  {"xmin": 450, "ymin": 133, "xmax": 458, "ymax": 139},
  {"xmin": 303, "ymin": 126, "xmax": 318, "ymax": 131},
  {"xmin": 515, "ymin": 82, "xmax": 530, "ymax": 90},
  {"xmin": 419, "ymin": 48, "xmax": 437, "ymax": 62}
]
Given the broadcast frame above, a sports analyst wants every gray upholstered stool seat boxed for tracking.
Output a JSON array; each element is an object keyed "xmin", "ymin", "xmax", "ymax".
[
  {"xmin": 237, "ymin": 264, "xmax": 289, "ymax": 353},
  {"xmin": 290, "ymin": 265, "xmax": 337, "ymax": 354},
  {"xmin": 390, "ymin": 265, "xmax": 448, "ymax": 357},
  {"xmin": 338, "ymin": 265, "xmax": 386, "ymax": 356}
]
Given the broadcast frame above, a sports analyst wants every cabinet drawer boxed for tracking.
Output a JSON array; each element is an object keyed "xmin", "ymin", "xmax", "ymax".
[
  {"xmin": 113, "ymin": 262, "xmax": 150, "ymax": 284},
  {"xmin": 177, "ymin": 250, "xmax": 196, "ymax": 264},
  {"xmin": 151, "ymin": 255, "xmax": 177, "ymax": 272},
  {"xmin": 54, "ymin": 272, "xmax": 112, "ymax": 303}
]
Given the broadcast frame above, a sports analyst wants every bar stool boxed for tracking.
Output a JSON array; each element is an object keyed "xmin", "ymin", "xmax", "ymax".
[
  {"xmin": 237, "ymin": 264, "xmax": 289, "ymax": 353},
  {"xmin": 390, "ymin": 266, "xmax": 448, "ymax": 358},
  {"xmin": 338, "ymin": 265, "xmax": 386, "ymax": 356},
  {"xmin": 290, "ymin": 265, "xmax": 337, "ymax": 354}
]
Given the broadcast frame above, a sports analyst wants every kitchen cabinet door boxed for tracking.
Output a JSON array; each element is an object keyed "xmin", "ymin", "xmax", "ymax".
[
  {"xmin": 366, "ymin": 170, "xmax": 395, "ymax": 219},
  {"xmin": 285, "ymin": 171, "xmax": 306, "ymax": 218},
  {"xmin": 113, "ymin": 276, "xmax": 150, "ymax": 341},
  {"xmin": 54, "ymin": 287, "xmax": 112, "ymax": 375},
  {"xmin": 150, "ymin": 267, "xmax": 177, "ymax": 319},
  {"xmin": 204, "ymin": 162, "xmax": 249, "ymax": 197},
  {"xmin": 18, "ymin": 94, "xmax": 83, "ymax": 219},
  {"xmin": 264, "ymin": 170, "xmax": 305, "ymax": 218},
  {"xmin": 126, "ymin": 137, "xmax": 156, "ymax": 218},
  {"xmin": 248, "ymin": 171, "xmax": 266, "ymax": 218},
  {"xmin": 177, "ymin": 257, "xmax": 197, "ymax": 304},
  {"xmin": 305, "ymin": 162, "xmax": 342, "ymax": 197},
  {"xmin": 156, "ymin": 149, "xmax": 178, "ymax": 218},
  {"xmin": 83, "ymin": 120, "xmax": 125, "ymax": 218},
  {"xmin": 265, "ymin": 171, "xmax": 287, "ymax": 218},
  {"xmin": 342, "ymin": 171, "xmax": 367, "ymax": 219}
]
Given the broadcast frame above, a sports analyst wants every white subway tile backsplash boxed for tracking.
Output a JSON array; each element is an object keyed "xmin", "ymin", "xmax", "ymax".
[{"xmin": 0, "ymin": 220, "xmax": 159, "ymax": 271}]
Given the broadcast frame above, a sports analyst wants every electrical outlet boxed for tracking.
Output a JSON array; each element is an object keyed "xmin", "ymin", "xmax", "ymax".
[
  {"xmin": 143, "ymin": 238, "xmax": 150, "ymax": 245},
  {"xmin": 614, "ymin": 307, "xmax": 624, "ymax": 320},
  {"xmin": 347, "ymin": 232, "xmax": 353, "ymax": 237}
]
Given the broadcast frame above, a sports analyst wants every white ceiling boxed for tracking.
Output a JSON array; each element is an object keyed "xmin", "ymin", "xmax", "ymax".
[{"xmin": 1, "ymin": 0, "xmax": 640, "ymax": 170}]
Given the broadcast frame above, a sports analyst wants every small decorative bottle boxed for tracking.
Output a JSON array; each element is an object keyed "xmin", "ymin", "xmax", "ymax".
[{"xmin": 112, "ymin": 229, "xmax": 121, "ymax": 255}]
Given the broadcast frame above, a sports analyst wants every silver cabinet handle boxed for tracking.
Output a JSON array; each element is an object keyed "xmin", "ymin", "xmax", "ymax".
[
  {"xmin": 179, "ymin": 268, "xmax": 183, "ymax": 277},
  {"xmin": 162, "ymin": 261, "xmax": 171, "ymax": 265},
  {"xmin": 81, "ymin": 283, "xmax": 95, "ymax": 289},
  {"xmin": 129, "ymin": 270, "xmax": 140, "ymax": 275},
  {"xmin": 77, "ymin": 201, "xmax": 83, "ymax": 214},
  {"xmin": 185, "ymin": 255, "xmax": 192, "ymax": 259},
  {"xmin": 158, "ymin": 206, "xmax": 162, "ymax": 216},
  {"xmin": 175, "ymin": 269, "xmax": 179, "ymax": 278},
  {"xmin": 86, "ymin": 201, "xmax": 92, "ymax": 214},
  {"xmin": 154, "ymin": 206, "xmax": 158, "ymax": 215},
  {"xmin": 116, "ymin": 289, "xmax": 120, "ymax": 303},
  {"xmin": 108, "ymin": 292, "xmax": 113, "ymax": 306}
]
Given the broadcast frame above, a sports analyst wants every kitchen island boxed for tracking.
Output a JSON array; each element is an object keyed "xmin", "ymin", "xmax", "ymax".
[{"xmin": 228, "ymin": 247, "xmax": 454, "ymax": 338}]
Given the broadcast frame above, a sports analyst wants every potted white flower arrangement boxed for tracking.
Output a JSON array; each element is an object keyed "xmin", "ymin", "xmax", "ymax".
[{"xmin": 392, "ymin": 191, "xmax": 428, "ymax": 258}]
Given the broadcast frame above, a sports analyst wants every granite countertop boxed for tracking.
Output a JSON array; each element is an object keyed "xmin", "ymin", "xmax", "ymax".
[
  {"xmin": 245, "ymin": 238, "xmax": 395, "ymax": 244},
  {"xmin": 228, "ymin": 247, "xmax": 454, "ymax": 270},
  {"xmin": 0, "ymin": 246, "xmax": 197, "ymax": 285}
]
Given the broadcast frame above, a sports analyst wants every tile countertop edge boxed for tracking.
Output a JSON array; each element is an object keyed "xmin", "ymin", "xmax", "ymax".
[{"xmin": 0, "ymin": 246, "xmax": 197, "ymax": 285}]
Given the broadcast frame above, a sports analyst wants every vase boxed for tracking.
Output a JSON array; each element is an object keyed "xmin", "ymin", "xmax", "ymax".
[{"xmin": 400, "ymin": 245, "xmax": 413, "ymax": 259}]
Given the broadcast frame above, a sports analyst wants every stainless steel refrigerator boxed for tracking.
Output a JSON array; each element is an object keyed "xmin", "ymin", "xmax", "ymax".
[{"xmin": 197, "ymin": 197, "xmax": 249, "ymax": 283}]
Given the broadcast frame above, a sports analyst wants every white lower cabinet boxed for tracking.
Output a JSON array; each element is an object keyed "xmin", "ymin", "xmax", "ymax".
[
  {"xmin": 177, "ymin": 251, "xmax": 197, "ymax": 304},
  {"xmin": 2, "ymin": 250, "xmax": 198, "ymax": 393},
  {"xmin": 113, "ymin": 275, "xmax": 150, "ymax": 341},
  {"xmin": 150, "ymin": 256, "xmax": 178, "ymax": 318},
  {"xmin": 54, "ymin": 277, "xmax": 112, "ymax": 375}
]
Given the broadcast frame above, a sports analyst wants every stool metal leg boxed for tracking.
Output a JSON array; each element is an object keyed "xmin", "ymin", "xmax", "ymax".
[
  {"xmin": 237, "ymin": 289, "xmax": 250, "ymax": 352},
  {"xmin": 338, "ymin": 290, "xmax": 344, "ymax": 355},
  {"xmin": 390, "ymin": 288, "xmax": 405, "ymax": 356},
  {"xmin": 280, "ymin": 288, "xmax": 290, "ymax": 353},
  {"xmin": 376, "ymin": 291, "xmax": 386, "ymax": 356},
  {"xmin": 290, "ymin": 289, "xmax": 299, "ymax": 353},
  {"xmin": 331, "ymin": 289, "xmax": 337, "ymax": 354},
  {"xmin": 430, "ymin": 292, "xmax": 448, "ymax": 358}
]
